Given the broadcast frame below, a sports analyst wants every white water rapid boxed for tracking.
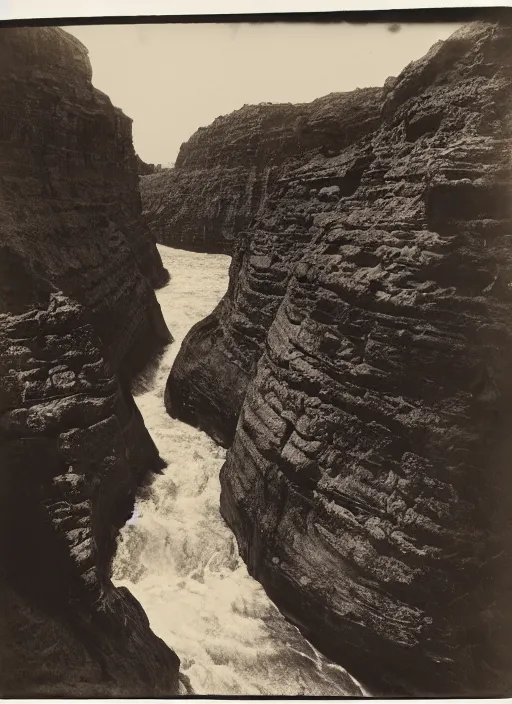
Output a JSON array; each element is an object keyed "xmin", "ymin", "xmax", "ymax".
[{"xmin": 113, "ymin": 244, "xmax": 365, "ymax": 696}]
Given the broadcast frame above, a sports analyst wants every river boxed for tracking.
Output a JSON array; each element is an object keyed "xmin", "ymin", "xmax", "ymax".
[{"xmin": 112, "ymin": 244, "xmax": 364, "ymax": 696}]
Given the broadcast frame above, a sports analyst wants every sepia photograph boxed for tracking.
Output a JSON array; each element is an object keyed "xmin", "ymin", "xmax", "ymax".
[{"xmin": 0, "ymin": 4, "xmax": 511, "ymax": 699}]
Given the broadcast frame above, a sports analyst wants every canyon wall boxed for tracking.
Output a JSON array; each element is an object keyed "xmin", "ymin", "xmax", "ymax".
[
  {"xmin": 0, "ymin": 27, "xmax": 171, "ymax": 380},
  {"xmin": 140, "ymin": 92, "xmax": 382, "ymax": 254},
  {"xmin": 0, "ymin": 28, "xmax": 179, "ymax": 695},
  {"xmin": 170, "ymin": 20, "xmax": 512, "ymax": 695},
  {"xmin": 164, "ymin": 88, "xmax": 383, "ymax": 444}
]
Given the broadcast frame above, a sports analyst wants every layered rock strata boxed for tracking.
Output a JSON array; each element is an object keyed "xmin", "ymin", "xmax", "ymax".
[
  {"xmin": 140, "ymin": 92, "xmax": 382, "ymax": 254},
  {"xmin": 0, "ymin": 260, "xmax": 179, "ymax": 696},
  {"xmin": 0, "ymin": 28, "xmax": 179, "ymax": 695},
  {"xmin": 165, "ymin": 88, "xmax": 383, "ymax": 444},
  {"xmin": 172, "ymin": 20, "xmax": 512, "ymax": 695},
  {"xmin": 0, "ymin": 27, "xmax": 171, "ymax": 380}
]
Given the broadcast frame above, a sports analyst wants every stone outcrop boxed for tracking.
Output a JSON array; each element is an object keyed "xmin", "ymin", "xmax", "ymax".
[
  {"xmin": 136, "ymin": 155, "xmax": 167, "ymax": 176},
  {"xmin": 140, "ymin": 92, "xmax": 382, "ymax": 254},
  {"xmin": 0, "ymin": 27, "xmax": 171, "ymax": 380},
  {"xmin": 0, "ymin": 28, "xmax": 179, "ymax": 695},
  {"xmin": 136, "ymin": 154, "xmax": 157, "ymax": 175},
  {"xmin": 170, "ymin": 20, "xmax": 512, "ymax": 695},
  {"xmin": 164, "ymin": 88, "xmax": 383, "ymax": 444}
]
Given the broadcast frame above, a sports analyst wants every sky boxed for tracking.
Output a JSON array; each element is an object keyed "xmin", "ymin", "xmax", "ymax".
[{"xmin": 67, "ymin": 21, "xmax": 461, "ymax": 165}]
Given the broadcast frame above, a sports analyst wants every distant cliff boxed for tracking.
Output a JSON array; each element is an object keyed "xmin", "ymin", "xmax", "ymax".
[
  {"xmin": 136, "ymin": 154, "xmax": 167, "ymax": 176},
  {"xmin": 167, "ymin": 20, "xmax": 512, "ymax": 696},
  {"xmin": 140, "ymin": 92, "xmax": 382, "ymax": 254},
  {"xmin": 0, "ymin": 27, "xmax": 179, "ymax": 696}
]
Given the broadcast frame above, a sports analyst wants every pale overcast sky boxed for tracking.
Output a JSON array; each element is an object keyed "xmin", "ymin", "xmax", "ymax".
[{"xmin": 67, "ymin": 21, "xmax": 461, "ymax": 165}]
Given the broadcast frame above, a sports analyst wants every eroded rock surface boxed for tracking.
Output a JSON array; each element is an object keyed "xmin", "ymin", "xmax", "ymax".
[
  {"xmin": 141, "ymin": 92, "xmax": 382, "ymax": 255},
  {"xmin": 169, "ymin": 20, "xmax": 512, "ymax": 695},
  {"xmin": 165, "ymin": 88, "xmax": 383, "ymax": 444},
  {"xmin": 0, "ymin": 28, "xmax": 179, "ymax": 695},
  {"xmin": 0, "ymin": 27, "xmax": 171, "ymax": 378},
  {"xmin": 0, "ymin": 257, "xmax": 180, "ymax": 696}
]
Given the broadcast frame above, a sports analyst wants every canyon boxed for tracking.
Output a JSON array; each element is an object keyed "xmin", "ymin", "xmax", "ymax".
[
  {"xmin": 0, "ymin": 27, "xmax": 179, "ymax": 696},
  {"xmin": 165, "ymin": 20, "xmax": 512, "ymax": 695},
  {"xmin": 2, "ymin": 15, "xmax": 512, "ymax": 699}
]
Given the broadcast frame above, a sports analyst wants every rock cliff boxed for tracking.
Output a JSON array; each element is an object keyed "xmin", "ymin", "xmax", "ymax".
[
  {"xmin": 0, "ymin": 27, "xmax": 171, "ymax": 379},
  {"xmin": 170, "ymin": 20, "xmax": 512, "ymax": 695},
  {"xmin": 164, "ymin": 88, "xmax": 383, "ymax": 444},
  {"xmin": 140, "ymin": 92, "xmax": 382, "ymax": 254},
  {"xmin": 136, "ymin": 154, "xmax": 167, "ymax": 176},
  {"xmin": 0, "ymin": 28, "xmax": 179, "ymax": 695}
]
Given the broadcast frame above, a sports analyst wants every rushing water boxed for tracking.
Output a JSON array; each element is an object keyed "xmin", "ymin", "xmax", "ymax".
[{"xmin": 113, "ymin": 244, "xmax": 364, "ymax": 696}]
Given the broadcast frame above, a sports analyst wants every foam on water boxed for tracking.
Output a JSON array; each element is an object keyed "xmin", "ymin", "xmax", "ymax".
[{"xmin": 113, "ymin": 244, "xmax": 364, "ymax": 696}]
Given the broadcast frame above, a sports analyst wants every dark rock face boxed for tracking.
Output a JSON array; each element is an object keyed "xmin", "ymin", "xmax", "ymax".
[
  {"xmin": 0, "ymin": 27, "xmax": 171, "ymax": 379},
  {"xmin": 141, "ymin": 92, "xmax": 382, "ymax": 255},
  {"xmin": 0, "ymin": 28, "xmax": 179, "ymax": 695},
  {"xmin": 165, "ymin": 88, "xmax": 383, "ymax": 444},
  {"xmin": 171, "ymin": 20, "xmax": 512, "ymax": 695},
  {"xmin": 0, "ymin": 259, "xmax": 180, "ymax": 696}
]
